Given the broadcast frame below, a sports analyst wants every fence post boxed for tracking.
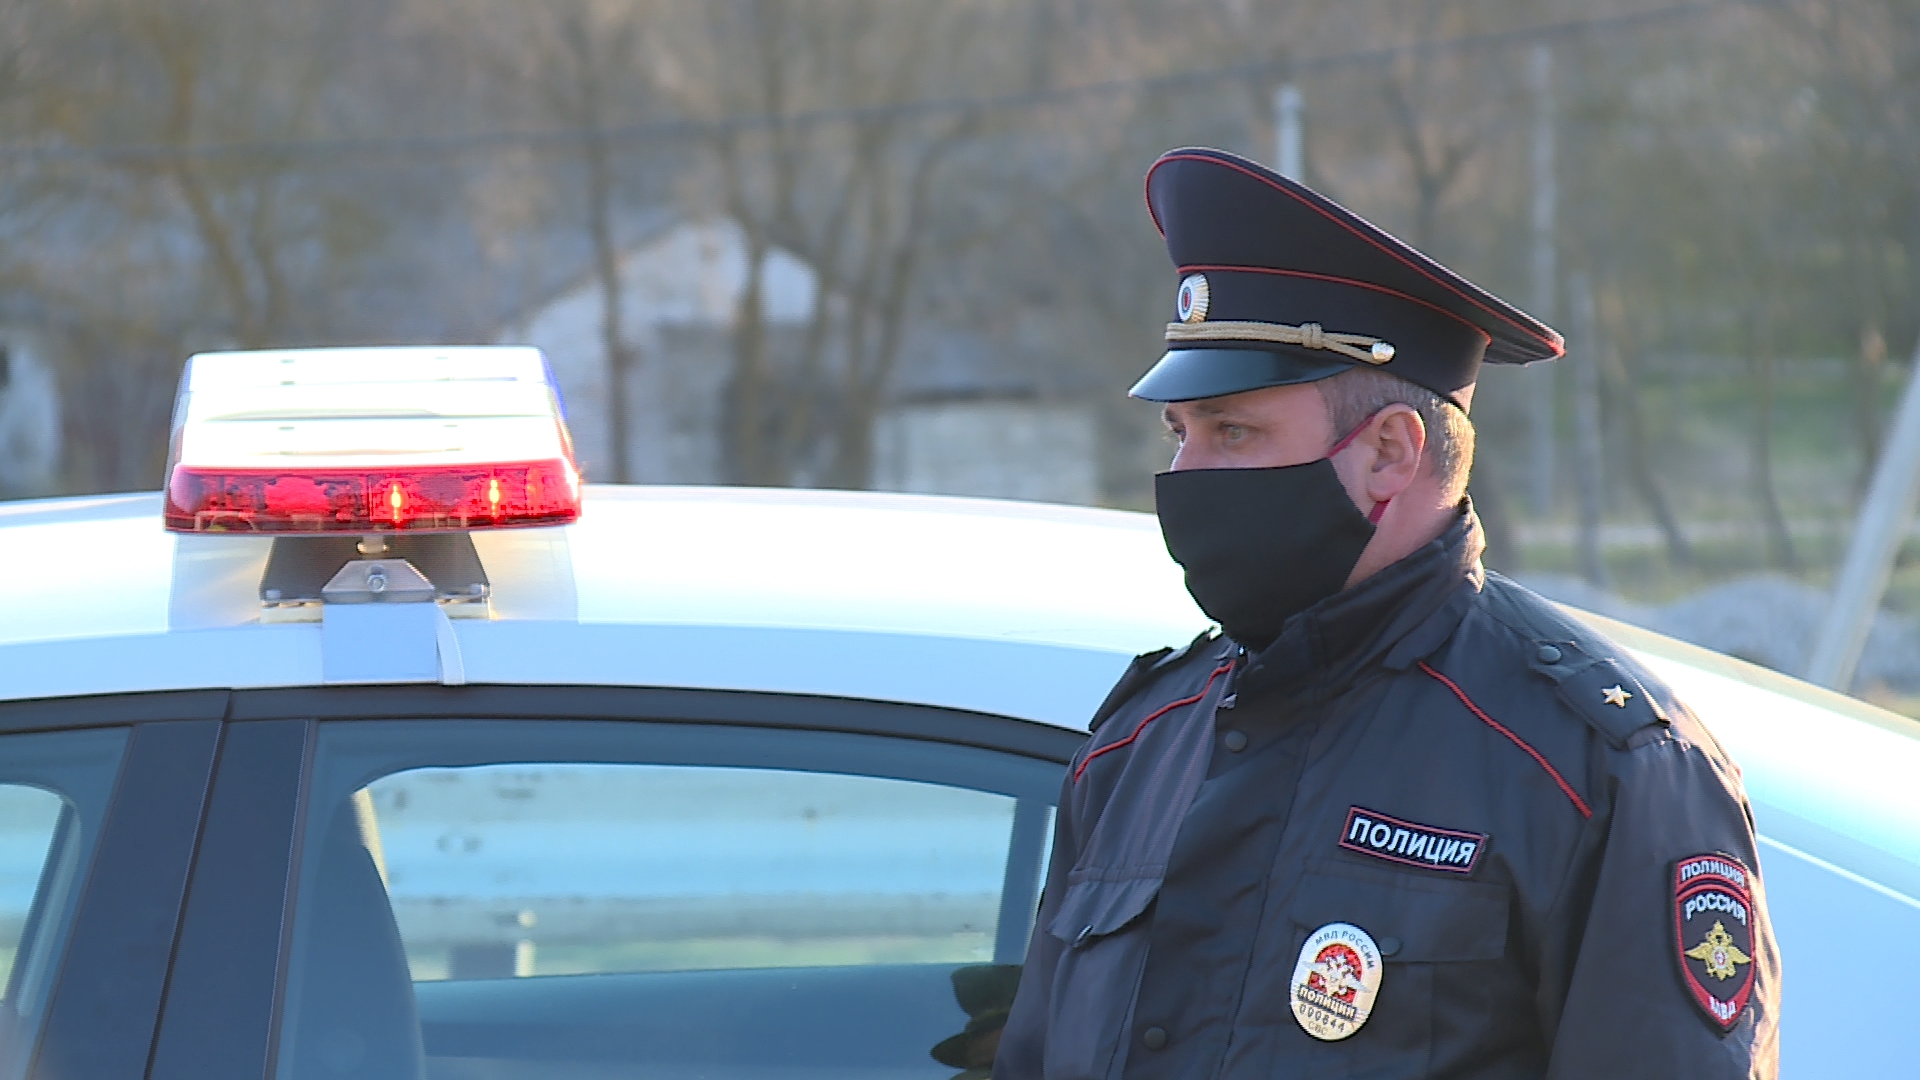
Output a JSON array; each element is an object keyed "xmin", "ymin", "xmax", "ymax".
[
  {"xmin": 1805, "ymin": 338, "xmax": 1920, "ymax": 690},
  {"xmin": 1274, "ymin": 84, "xmax": 1303, "ymax": 180}
]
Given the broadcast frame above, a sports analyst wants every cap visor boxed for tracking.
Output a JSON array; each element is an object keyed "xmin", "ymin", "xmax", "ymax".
[{"xmin": 1127, "ymin": 347, "xmax": 1354, "ymax": 403}]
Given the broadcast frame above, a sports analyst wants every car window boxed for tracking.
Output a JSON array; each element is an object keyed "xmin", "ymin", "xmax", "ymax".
[
  {"xmin": 0, "ymin": 728, "xmax": 130, "ymax": 1080},
  {"xmin": 274, "ymin": 718, "xmax": 1061, "ymax": 1080}
]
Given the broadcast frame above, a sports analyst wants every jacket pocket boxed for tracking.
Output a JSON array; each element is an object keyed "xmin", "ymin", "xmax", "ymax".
[
  {"xmin": 1039, "ymin": 875, "xmax": 1160, "ymax": 1080},
  {"xmin": 1047, "ymin": 873, "xmax": 1160, "ymax": 946},
  {"xmin": 1289, "ymin": 860, "xmax": 1508, "ymax": 962},
  {"xmin": 1282, "ymin": 861, "xmax": 1512, "ymax": 1073}
]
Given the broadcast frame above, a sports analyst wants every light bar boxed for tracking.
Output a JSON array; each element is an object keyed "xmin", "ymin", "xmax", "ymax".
[{"xmin": 163, "ymin": 347, "xmax": 582, "ymax": 534}]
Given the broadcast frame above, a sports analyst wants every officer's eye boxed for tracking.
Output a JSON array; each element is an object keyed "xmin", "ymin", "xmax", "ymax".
[
  {"xmin": 1221, "ymin": 424, "xmax": 1247, "ymax": 443},
  {"xmin": 1164, "ymin": 423, "xmax": 1186, "ymax": 444}
]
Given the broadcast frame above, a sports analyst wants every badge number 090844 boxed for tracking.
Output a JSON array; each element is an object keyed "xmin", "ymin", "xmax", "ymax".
[{"xmin": 1290, "ymin": 922, "xmax": 1384, "ymax": 1041}]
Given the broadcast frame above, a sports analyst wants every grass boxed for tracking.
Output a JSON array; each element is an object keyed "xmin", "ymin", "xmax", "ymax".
[{"xmin": 1506, "ymin": 530, "xmax": 1920, "ymax": 612}]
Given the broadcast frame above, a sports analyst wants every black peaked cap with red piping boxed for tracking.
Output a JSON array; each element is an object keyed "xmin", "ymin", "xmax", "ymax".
[{"xmin": 1129, "ymin": 147, "xmax": 1563, "ymax": 407}]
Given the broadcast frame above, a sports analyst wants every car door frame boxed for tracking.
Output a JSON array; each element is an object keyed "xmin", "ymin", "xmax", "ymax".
[
  {"xmin": 0, "ymin": 692, "xmax": 227, "ymax": 1080},
  {"xmin": 138, "ymin": 683, "xmax": 1084, "ymax": 1080}
]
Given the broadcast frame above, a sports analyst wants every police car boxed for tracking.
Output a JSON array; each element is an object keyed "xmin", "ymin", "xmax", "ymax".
[{"xmin": 0, "ymin": 347, "xmax": 1909, "ymax": 1079}]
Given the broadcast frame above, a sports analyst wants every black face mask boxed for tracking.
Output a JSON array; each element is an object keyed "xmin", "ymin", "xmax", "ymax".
[{"xmin": 1155, "ymin": 458, "xmax": 1376, "ymax": 651}]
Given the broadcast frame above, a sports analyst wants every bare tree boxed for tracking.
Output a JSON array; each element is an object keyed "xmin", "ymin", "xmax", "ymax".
[
  {"xmin": 1378, "ymin": 16, "xmax": 1487, "ymax": 254},
  {"xmin": 1595, "ymin": 282, "xmax": 1693, "ymax": 569},
  {"xmin": 5, "ymin": 0, "xmax": 391, "ymax": 489},
  {"xmin": 109, "ymin": 0, "xmax": 365, "ymax": 348},
  {"xmin": 441, "ymin": 0, "xmax": 657, "ymax": 483},
  {"xmin": 648, "ymin": 0, "xmax": 1007, "ymax": 489},
  {"xmin": 1762, "ymin": 0, "xmax": 1920, "ymax": 497},
  {"xmin": 1747, "ymin": 273, "xmax": 1799, "ymax": 572}
]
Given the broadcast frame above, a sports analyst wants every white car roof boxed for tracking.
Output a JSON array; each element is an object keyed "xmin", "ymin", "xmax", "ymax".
[{"xmin": 0, "ymin": 486, "xmax": 1208, "ymax": 724}]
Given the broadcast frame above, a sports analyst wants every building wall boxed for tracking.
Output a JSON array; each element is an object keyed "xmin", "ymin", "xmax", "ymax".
[
  {"xmin": 506, "ymin": 216, "xmax": 1109, "ymax": 505},
  {"xmin": 502, "ymin": 219, "xmax": 815, "ymax": 485}
]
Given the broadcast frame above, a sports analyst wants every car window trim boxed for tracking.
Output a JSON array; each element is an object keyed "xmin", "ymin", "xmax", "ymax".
[
  {"xmin": 995, "ymin": 796, "xmax": 1053, "ymax": 962},
  {"xmin": 146, "ymin": 720, "xmax": 315, "ymax": 1080},
  {"xmin": 0, "ymin": 686, "xmax": 1087, "ymax": 764},
  {"xmin": 0, "ymin": 692, "xmax": 231, "ymax": 735},
  {"xmin": 26, "ymin": 721, "xmax": 220, "ymax": 1080},
  {"xmin": 226, "ymin": 685, "xmax": 1087, "ymax": 763}
]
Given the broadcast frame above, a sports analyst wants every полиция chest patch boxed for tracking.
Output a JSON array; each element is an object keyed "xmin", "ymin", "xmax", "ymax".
[
  {"xmin": 1673, "ymin": 854, "xmax": 1757, "ymax": 1031},
  {"xmin": 1338, "ymin": 806, "xmax": 1488, "ymax": 874}
]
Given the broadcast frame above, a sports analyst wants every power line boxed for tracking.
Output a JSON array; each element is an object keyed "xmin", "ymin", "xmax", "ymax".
[{"xmin": 0, "ymin": 1, "xmax": 1737, "ymax": 167}]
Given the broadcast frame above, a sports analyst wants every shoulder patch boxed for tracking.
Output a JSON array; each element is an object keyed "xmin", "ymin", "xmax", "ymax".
[
  {"xmin": 1553, "ymin": 657, "xmax": 1669, "ymax": 749},
  {"xmin": 1674, "ymin": 853, "xmax": 1757, "ymax": 1031},
  {"xmin": 1087, "ymin": 631, "xmax": 1216, "ymax": 732}
]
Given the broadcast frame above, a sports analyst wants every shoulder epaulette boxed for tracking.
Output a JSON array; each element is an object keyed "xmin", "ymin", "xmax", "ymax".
[
  {"xmin": 1531, "ymin": 640, "xmax": 1671, "ymax": 750},
  {"xmin": 1480, "ymin": 575, "xmax": 1672, "ymax": 749},
  {"xmin": 1088, "ymin": 629, "xmax": 1216, "ymax": 732}
]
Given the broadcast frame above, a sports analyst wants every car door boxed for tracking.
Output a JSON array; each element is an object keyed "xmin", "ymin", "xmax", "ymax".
[
  {"xmin": 0, "ymin": 693, "xmax": 224, "ymax": 1080},
  {"xmin": 144, "ymin": 685, "xmax": 1080, "ymax": 1080}
]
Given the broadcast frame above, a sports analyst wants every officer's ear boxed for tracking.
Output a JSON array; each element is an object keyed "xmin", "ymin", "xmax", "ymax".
[{"xmin": 1361, "ymin": 404, "xmax": 1427, "ymax": 502}]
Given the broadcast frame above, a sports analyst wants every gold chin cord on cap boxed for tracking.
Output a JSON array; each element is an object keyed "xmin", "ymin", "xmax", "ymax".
[{"xmin": 1164, "ymin": 320, "xmax": 1396, "ymax": 365}]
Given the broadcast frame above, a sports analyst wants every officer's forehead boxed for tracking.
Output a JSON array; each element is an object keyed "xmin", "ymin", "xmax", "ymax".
[
  {"xmin": 1161, "ymin": 380, "xmax": 1481, "ymax": 420},
  {"xmin": 1161, "ymin": 384, "xmax": 1327, "ymax": 421}
]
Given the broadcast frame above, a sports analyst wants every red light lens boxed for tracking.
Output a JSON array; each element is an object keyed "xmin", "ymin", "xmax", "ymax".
[{"xmin": 164, "ymin": 459, "xmax": 581, "ymax": 533}]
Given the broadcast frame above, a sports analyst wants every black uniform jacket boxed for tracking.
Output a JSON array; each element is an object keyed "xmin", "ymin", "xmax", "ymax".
[{"xmin": 997, "ymin": 512, "xmax": 1780, "ymax": 1080}]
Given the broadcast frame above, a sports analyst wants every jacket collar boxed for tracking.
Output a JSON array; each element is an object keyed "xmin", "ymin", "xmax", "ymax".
[{"xmin": 1234, "ymin": 504, "xmax": 1485, "ymax": 705}]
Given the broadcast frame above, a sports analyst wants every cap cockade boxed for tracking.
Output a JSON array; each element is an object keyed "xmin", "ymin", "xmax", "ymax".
[
  {"xmin": 1177, "ymin": 273, "xmax": 1211, "ymax": 324},
  {"xmin": 1129, "ymin": 148, "xmax": 1563, "ymax": 408}
]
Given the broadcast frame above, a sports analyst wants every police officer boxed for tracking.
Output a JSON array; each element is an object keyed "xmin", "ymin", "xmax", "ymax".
[{"xmin": 995, "ymin": 148, "xmax": 1780, "ymax": 1079}]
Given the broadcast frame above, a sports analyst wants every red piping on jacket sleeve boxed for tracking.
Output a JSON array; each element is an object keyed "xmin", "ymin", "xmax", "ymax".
[
  {"xmin": 1074, "ymin": 662, "xmax": 1234, "ymax": 784},
  {"xmin": 1418, "ymin": 660, "xmax": 1593, "ymax": 819}
]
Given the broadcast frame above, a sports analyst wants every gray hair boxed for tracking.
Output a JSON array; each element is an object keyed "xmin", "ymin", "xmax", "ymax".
[{"xmin": 1314, "ymin": 366, "xmax": 1474, "ymax": 503}]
